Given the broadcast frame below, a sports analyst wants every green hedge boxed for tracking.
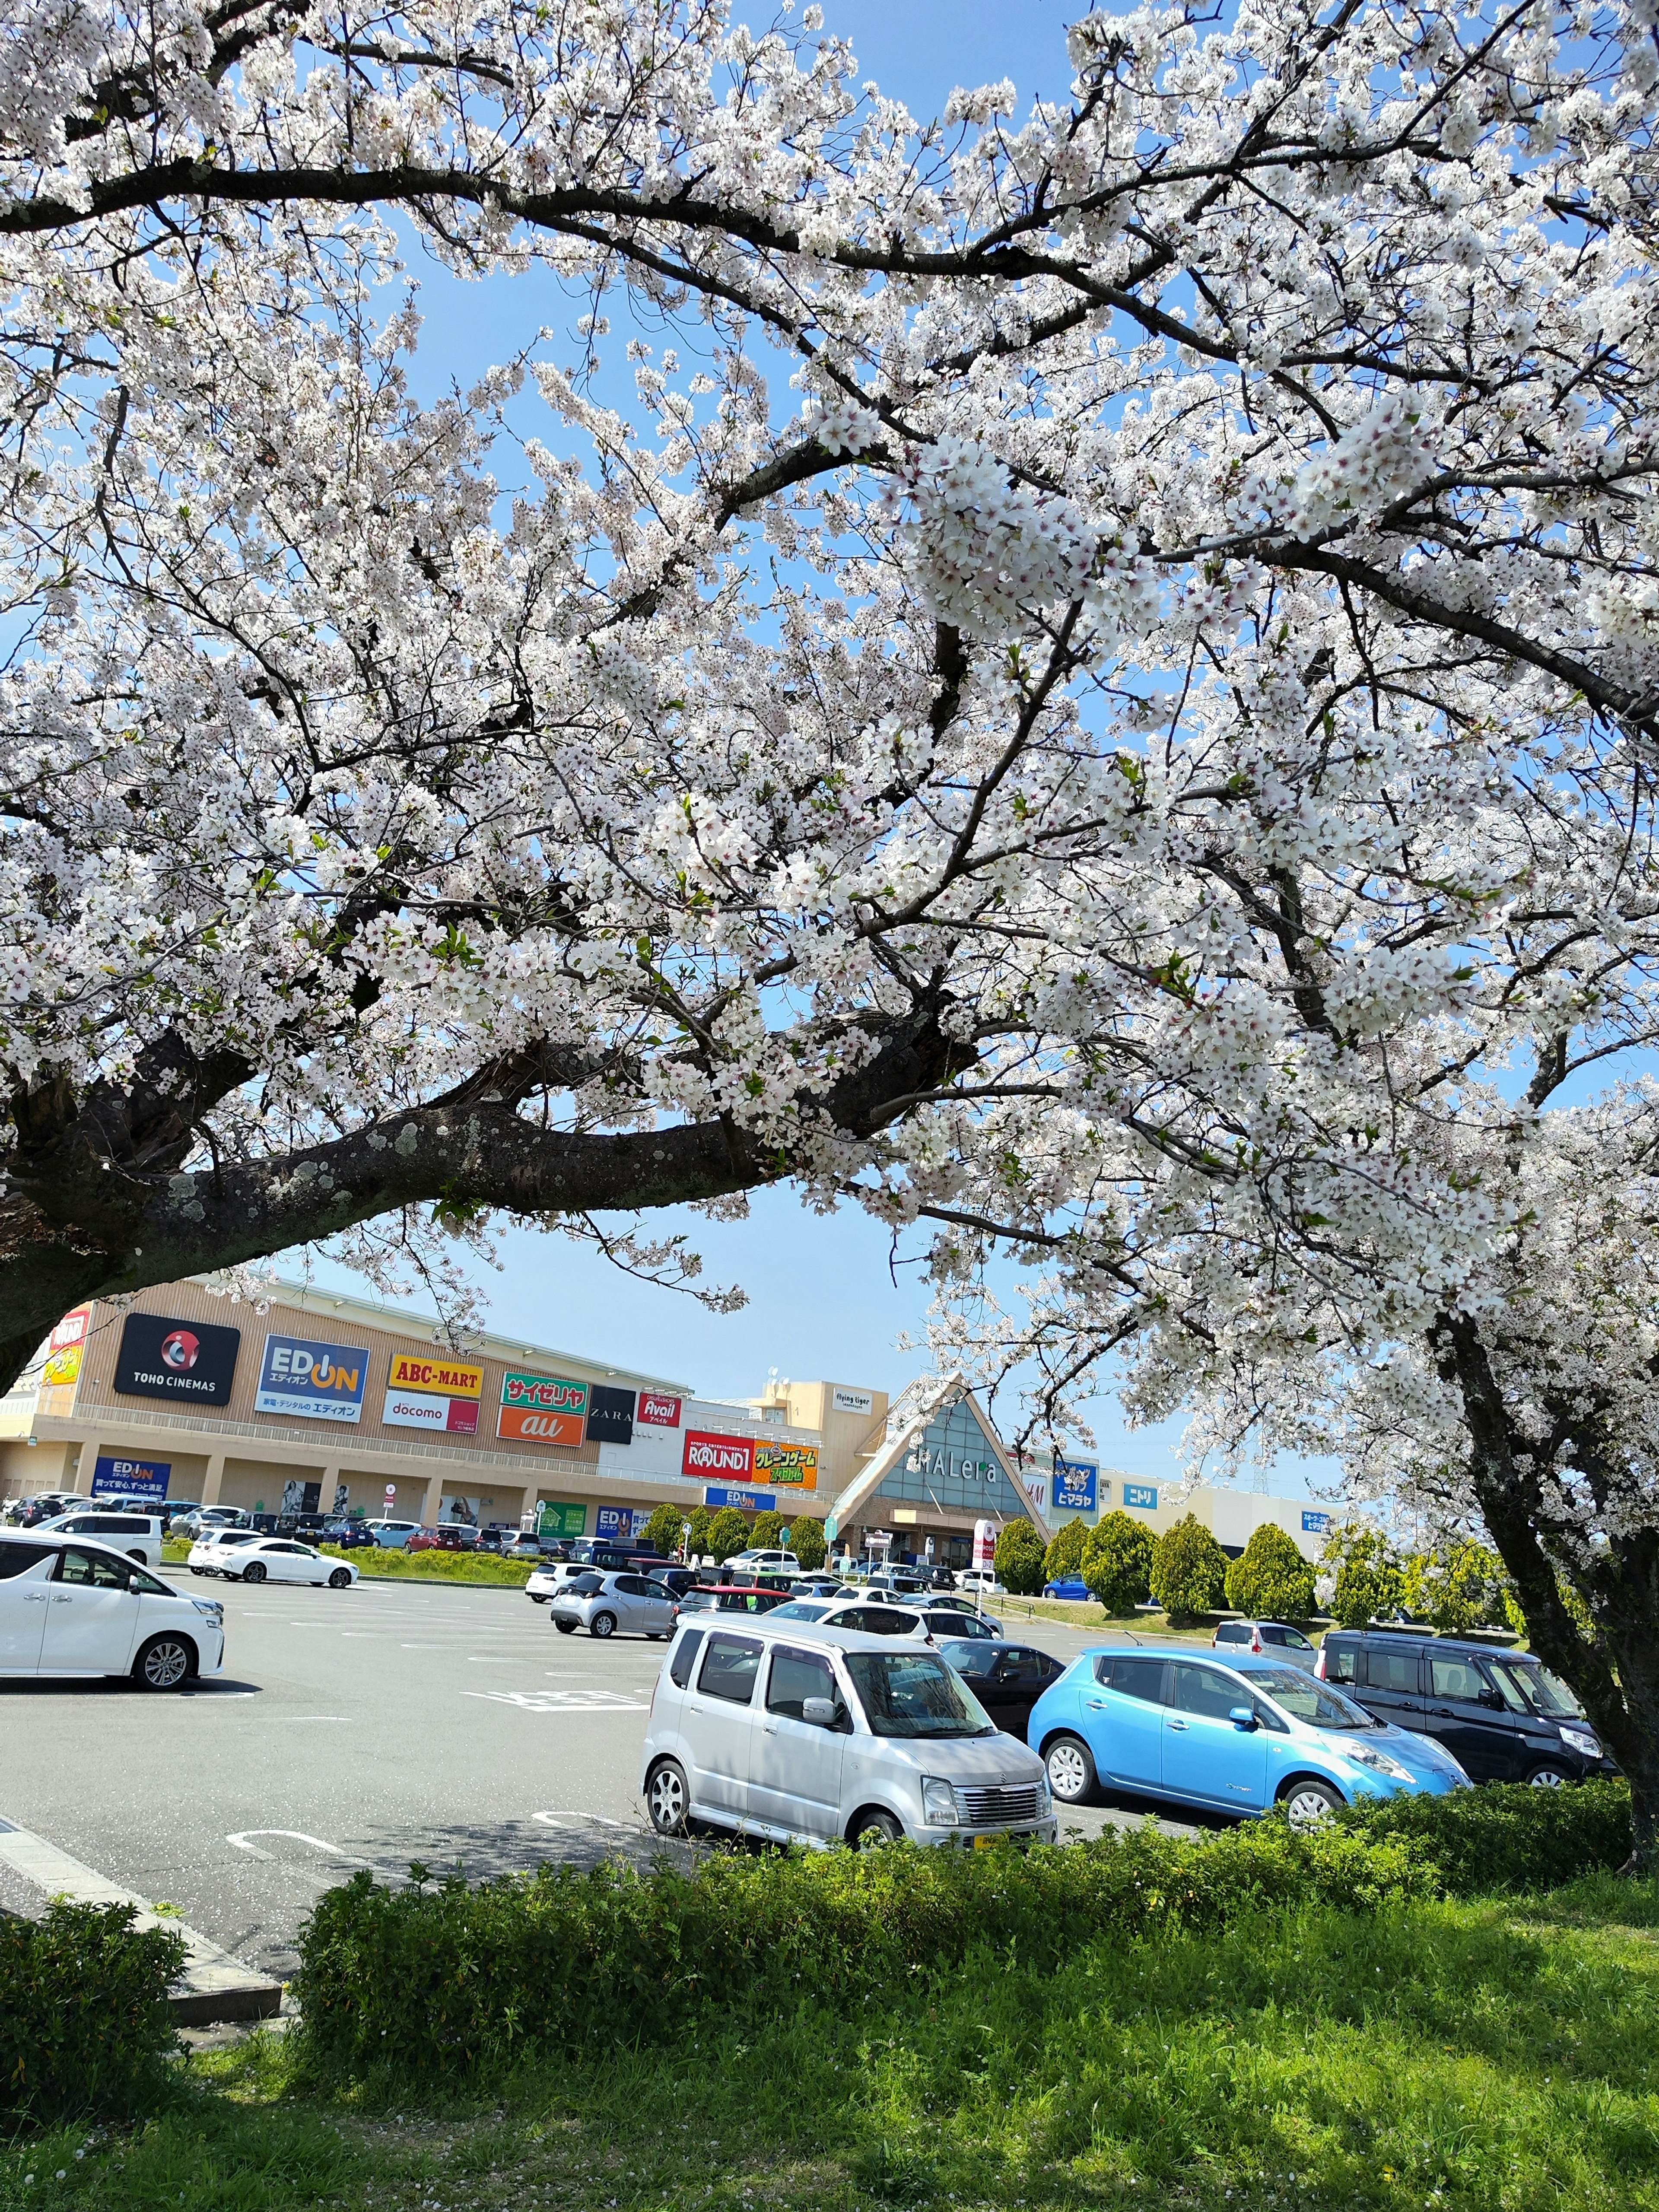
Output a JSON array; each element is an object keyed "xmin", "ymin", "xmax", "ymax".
[
  {"xmin": 317, "ymin": 1544, "xmax": 534, "ymax": 1586},
  {"xmin": 290, "ymin": 1782, "xmax": 1631, "ymax": 2088},
  {"xmin": 0, "ymin": 1902, "xmax": 184, "ymax": 2128}
]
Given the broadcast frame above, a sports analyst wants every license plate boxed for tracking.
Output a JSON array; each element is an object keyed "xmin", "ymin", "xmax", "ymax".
[{"xmin": 973, "ymin": 1833, "xmax": 1000, "ymax": 1850}]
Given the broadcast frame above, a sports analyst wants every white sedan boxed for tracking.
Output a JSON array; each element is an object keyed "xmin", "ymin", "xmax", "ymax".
[
  {"xmin": 218, "ymin": 1537, "xmax": 357, "ymax": 1588},
  {"xmin": 188, "ymin": 1530, "xmax": 268, "ymax": 1576}
]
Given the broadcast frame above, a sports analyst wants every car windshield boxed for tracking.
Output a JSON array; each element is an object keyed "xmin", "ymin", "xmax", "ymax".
[
  {"xmin": 1489, "ymin": 1657, "xmax": 1584, "ymax": 1718},
  {"xmin": 567, "ymin": 1573, "xmax": 604, "ymax": 1595},
  {"xmin": 768, "ymin": 1601, "xmax": 830, "ymax": 1621},
  {"xmin": 843, "ymin": 1653, "xmax": 995, "ymax": 1738},
  {"xmin": 1252, "ymin": 1666, "xmax": 1382, "ymax": 1730}
]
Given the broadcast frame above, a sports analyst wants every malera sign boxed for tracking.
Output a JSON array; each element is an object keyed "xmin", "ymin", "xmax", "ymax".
[
  {"xmin": 255, "ymin": 1334, "xmax": 369, "ymax": 1424},
  {"xmin": 114, "ymin": 1312, "xmax": 241, "ymax": 1405},
  {"xmin": 497, "ymin": 1372, "xmax": 588, "ymax": 1449}
]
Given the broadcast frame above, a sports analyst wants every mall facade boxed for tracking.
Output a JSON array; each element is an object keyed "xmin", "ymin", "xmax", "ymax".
[{"xmin": 0, "ymin": 1278, "xmax": 1327, "ymax": 1565}]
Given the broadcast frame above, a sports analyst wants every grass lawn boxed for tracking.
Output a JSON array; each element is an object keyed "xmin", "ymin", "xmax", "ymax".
[{"xmin": 5, "ymin": 1875, "xmax": 1656, "ymax": 2212}]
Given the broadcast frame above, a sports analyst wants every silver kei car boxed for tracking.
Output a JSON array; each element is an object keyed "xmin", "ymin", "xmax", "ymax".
[
  {"xmin": 640, "ymin": 1616, "xmax": 1058, "ymax": 1848},
  {"xmin": 547, "ymin": 1568, "xmax": 676, "ymax": 1640}
]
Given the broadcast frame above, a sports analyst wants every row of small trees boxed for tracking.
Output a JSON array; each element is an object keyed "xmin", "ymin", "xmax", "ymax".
[{"xmin": 630, "ymin": 1502, "xmax": 829, "ymax": 1570}]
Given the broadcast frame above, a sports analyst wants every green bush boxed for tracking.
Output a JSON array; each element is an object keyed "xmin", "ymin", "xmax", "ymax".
[
  {"xmin": 1149, "ymin": 1514, "xmax": 1229, "ymax": 1623},
  {"xmin": 748, "ymin": 1508, "xmax": 786, "ymax": 1549},
  {"xmin": 288, "ymin": 1782, "xmax": 1632, "ymax": 2090},
  {"xmin": 1400, "ymin": 1540, "xmax": 1509, "ymax": 1633},
  {"xmin": 0, "ymin": 1902, "xmax": 184, "ymax": 2127},
  {"xmin": 1224, "ymin": 1522, "xmax": 1316, "ymax": 1619},
  {"xmin": 685, "ymin": 1504, "xmax": 714, "ymax": 1559},
  {"xmin": 786, "ymin": 1515, "xmax": 827, "ymax": 1569},
  {"xmin": 318, "ymin": 1544, "xmax": 534, "ymax": 1586},
  {"xmin": 1321, "ymin": 1519, "xmax": 1404, "ymax": 1627},
  {"xmin": 1042, "ymin": 1516, "xmax": 1090, "ymax": 1586},
  {"xmin": 639, "ymin": 1502, "xmax": 687, "ymax": 1558},
  {"xmin": 707, "ymin": 1506, "xmax": 750, "ymax": 1560},
  {"xmin": 1081, "ymin": 1510, "xmax": 1155, "ymax": 1612},
  {"xmin": 994, "ymin": 1520, "xmax": 1046, "ymax": 1594}
]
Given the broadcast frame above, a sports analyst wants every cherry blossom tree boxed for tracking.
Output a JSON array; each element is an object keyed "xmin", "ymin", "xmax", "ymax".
[{"xmin": 1, "ymin": 0, "xmax": 1658, "ymax": 1841}]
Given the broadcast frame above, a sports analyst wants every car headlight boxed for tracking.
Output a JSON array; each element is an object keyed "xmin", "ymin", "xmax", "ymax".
[
  {"xmin": 190, "ymin": 1599, "xmax": 223, "ymax": 1620},
  {"xmin": 1560, "ymin": 1725, "xmax": 1601, "ymax": 1760},
  {"xmin": 921, "ymin": 1777, "xmax": 959, "ymax": 1826},
  {"xmin": 1035, "ymin": 1777, "xmax": 1052, "ymax": 1816},
  {"xmin": 1346, "ymin": 1744, "xmax": 1412, "ymax": 1781}
]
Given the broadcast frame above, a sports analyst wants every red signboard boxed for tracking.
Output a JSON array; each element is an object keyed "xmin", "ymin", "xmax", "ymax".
[
  {"xmin": 682, "ymin": 1430, "xmax": 754, "ymax": 1480},
  {"xmin": 638, "ymin": 1391, "xmax": 683, "ymax": 1428}
]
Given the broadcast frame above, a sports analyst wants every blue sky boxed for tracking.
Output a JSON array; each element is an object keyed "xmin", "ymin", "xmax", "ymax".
[{"xmin": 305, "ymin": 1, "xmax": 1327, "ymax": 1498}]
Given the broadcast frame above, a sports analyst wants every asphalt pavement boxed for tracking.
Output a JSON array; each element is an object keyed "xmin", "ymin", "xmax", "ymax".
[{"xmin": 0, "ymin": 1573, "xmax": 1195, "ymax": 1980}]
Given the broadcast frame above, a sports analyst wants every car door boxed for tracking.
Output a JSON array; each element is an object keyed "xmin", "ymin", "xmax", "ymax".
[
  {"xmin": 1079, "ymin": 1653, "xmax": 1168, "ymax": 1789},
  {"xmin": 992, "ymin": 1646, "xmax": 1064, "ymax": 1743},
  {"xmin": 1355, "ymin": 1640, "xmax": 1428, "ymax": 1732},
  {"xmin": 39, "ymin": 1545, "xmax": 141, "ymax": 1674},
  {"xmin": 1422, "ymin": 1650, "xmax": 1522, "ymax": 1780},
  {"xmin": 0, "ymin": 1541, "xmax": 53, "ymax": 1669},
  {"xmin": 750, "ymin": 1643, "xmax": 848, "ymax": 1837},
  {"xmin": 1160, "ymin": 1660, "xmax": 1271, "ymax": 1809},
  {"xmin": 678, "ymin": 1630, "xmax": 763, "ymax": 1818}
]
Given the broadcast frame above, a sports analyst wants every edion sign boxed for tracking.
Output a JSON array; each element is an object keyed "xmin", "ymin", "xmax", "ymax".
[{"xmin": 683, "ymin": 1430, "xmax": 753, "ymax": 1480}]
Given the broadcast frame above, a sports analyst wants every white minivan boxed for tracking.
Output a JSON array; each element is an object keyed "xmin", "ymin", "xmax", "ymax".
[
  {"xmin": 0, "ymin": 1531, "xmax": 225, "ymax": 1688},
  {"xmin": 32, "ymin": 1507, "xmax": 165, "ymax": 1568},
  {"xmin": 640, "ymin": 1617, "xmax": 1056, "ymax": 1849}
]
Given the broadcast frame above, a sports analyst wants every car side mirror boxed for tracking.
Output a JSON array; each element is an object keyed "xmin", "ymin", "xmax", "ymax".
[
  {"xmin": 801, "ymin": 1697, "xmax": 837, "ymax": 1727},
  {"xmin": 1478, "ymin": 1689, "xmax": 1505, "ymax": 1710},
  {"xmin": 126, "ymin": 1571, "xmax": 143, "ymax": 1592},
  {"xmin": 1229, "ymin": 1706, "xmax": 1258, "ymax": 1731}
]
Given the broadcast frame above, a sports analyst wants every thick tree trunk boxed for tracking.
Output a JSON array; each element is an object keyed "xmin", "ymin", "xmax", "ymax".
[{"xmin": 1432, "ymin": 1313, "xmax": 1659, "ymax": 1875}]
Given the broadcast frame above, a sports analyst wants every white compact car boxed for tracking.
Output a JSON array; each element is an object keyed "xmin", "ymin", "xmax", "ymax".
[
  {"xmin": 641, "ymin": 1616, "xmax": 1057, "ymax": 1848},
  {"xmin": 525, "ymin": 1560, "xmax": 600, "ymax": 1603},
  {"xmin": 188, "ymin": 1529, "xmax": 268, "ymax": 1576},
  {"xmin": 0, "ymin": 1530, "xmax": 224, "ymax": 1688},
  {"xmin": 32, "ymin": 1508, "xmax": 165, "ymax": 1568},
  {"xmin": 214, "ymin": 1536, "xmax": 358, "ymax": 1588}
]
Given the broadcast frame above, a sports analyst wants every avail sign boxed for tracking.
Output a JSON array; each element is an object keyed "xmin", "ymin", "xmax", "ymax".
[
  {"xmin": 114, "ymin": 1312, "xmax": 241, "ymax": 1405},
  {"xmin": 255, "ymin": 1335, "xmax": 369, "ymax": 1424}
]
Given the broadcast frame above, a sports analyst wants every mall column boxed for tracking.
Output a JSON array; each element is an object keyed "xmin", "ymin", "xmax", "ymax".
[{"xmin": 200, "ymin": 1453, "xmax": 225, "ymax": 1510}]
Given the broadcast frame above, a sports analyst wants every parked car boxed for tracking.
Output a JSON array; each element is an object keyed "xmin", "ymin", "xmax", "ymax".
[
  {"xmin": 4, "ymin": 1493, "xmax": 86, "ymax": 1528},
  {"xmin": 0, "ymin": 1531, "xmax": 225, "ymax": 1687},
  {"xmin": 645, "ymin": 1565, "xmax": 701, "ymax": 1599},
  {"xmin": 216, "ymin": 1536, "xmax": 359, "ymax": 1588},
  {"xmin": 730, "ymin": 1547, "xmax": 801, "ymax": 1572},
  {"xmin": 1314, "ymin": 1630, "xmax": 1615, "ymax": 1785},
  {"xmin": 188, "ymin": 1530, "xmax": 268, "ymax": 1576},
  {"xmin": 1043, "ymin": 1576, "xmax": 1092, "ymax": 1602},
  {"xmin": 956, "ymin": 1568, "xmax": 1007, "ymax": 1597},
  {"xmin": 495, "ymin": 1532, "xmax": 544, "ymax": 1562},
  {"xmin": 155, "ymin": 1499, "xmax": 202, "ymax": 1531},
  {"xmin": 1214, "ymin": 1619, "xmax": 1319, "ymax": 1669},
  {"xmin": 319, "ymin": 1520, "xmax": 379, "ymax": 1551},
  {"xmin": 31, "ymin": 1508, "xmax": 164, "ymax": 1569},
  {"xmin": 172, "ymin": 1505, "xmax": 249, "ymax": 1538},
  {"xmin": 864, "ymin": 1567, "xmax": 927, "ymax": 1598},
  {"xmin": 476, "ymin": 1522, "xmax": 523, "ymax": 1552},
  {"xmin": 407, "ymin": 1525, "xmax": 478, "ymax": 1553},
  {"xmin": 549, "ymin": 1570, "xmax": 674, "ymax": 1640},
  {"xmin": 936, "ymin": 1640, "xmax": 1069, "ymax": 1741},
  {"xmin": 924, "ymin": 1564, "xmax": 960, "ymax": 1591},
  {"xmin": 526, "ymin": 1559, "xmax": 600, "ymax": 1603},
  {"xmin": 364, "ymin": 1518, "xmax": 421, "ymax": 1549},
  {"xmin": 914, "ymin": 1595, "xmax": 1004, "ymax": 1636},
  {"xmin": 641, "ymin": 1618, "xmax": 1058, "ymax": 1848},
  {"xmin": 674, "ymin": 1584, "xmax": 791, "ymax": 1620},
  {"xmin": 791, "ymin": 1576, "xmax": 852, "ymax": 1600},
  {"xmin": 1027, "ymin": 1646, "xmax": 1471, "ymax": 1824}
]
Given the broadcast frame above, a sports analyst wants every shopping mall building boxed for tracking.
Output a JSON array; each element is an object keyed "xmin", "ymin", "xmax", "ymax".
[{"xmin": 0, "ymin": 1278, "xmax": 1329, "ymax": 1565}]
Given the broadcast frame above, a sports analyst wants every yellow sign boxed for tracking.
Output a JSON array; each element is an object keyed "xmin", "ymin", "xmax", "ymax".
[
  {"xmin": 755, "ymin": 1440, "xmax": 818, "ymax": 1490},
  {"xmin": 386, "ymin": 1353, "xmax": 483, "ymax": 1399}
]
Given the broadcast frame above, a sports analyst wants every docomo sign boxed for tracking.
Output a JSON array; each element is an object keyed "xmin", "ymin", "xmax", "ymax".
[{"xmin": 683, "ymin": 1430, "xmax": 753, "ymax": 1480}]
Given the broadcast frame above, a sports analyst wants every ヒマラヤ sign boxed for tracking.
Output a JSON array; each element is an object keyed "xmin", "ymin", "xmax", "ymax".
[
  {"xmin": 497, "ymin": 1372, "xmax": 588, "ymax": 1448},
  {"xmin": 255, "ymin": 1334, "xmax": 369, "ymax": 1423},
  {"xmin": 683, "ymin": 1430, "xmax": 754, "ymax": 1481},
  {"xmin": 92, "ymin": 1454, "xmax": 170, "ymax": 1502},
  {"xmin": 754, "ymin": 1439, "xmax": 817, "ymax": 1490},
  {"xmin": 114, "ymin": 1312, "xmax": 242, "ymax": 1405},
  {"xmin": 1052, "ymin": 1458, "xmax": 1099, "ymax": 1514},
  {"xmin": 1301, "ymin": 1510, "xmax": 1332, "ymax": 1535},
  {"xmin": 585, "ymin": 1385, "xmax": 636, "ymax": 1446}
]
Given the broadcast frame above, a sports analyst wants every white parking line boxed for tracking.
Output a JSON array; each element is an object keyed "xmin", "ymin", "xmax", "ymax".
[
  {"xmin": 533, "ymin": 1810, "xmax": 629, "ymax": 1829},
  {"xmin": 461, "ymin": 1690, "xmax": 651, "ymax": 1714}
]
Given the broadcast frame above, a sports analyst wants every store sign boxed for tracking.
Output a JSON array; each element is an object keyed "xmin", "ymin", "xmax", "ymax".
[
  {"xmin": 383, "ymin": 1386, "xmax": 480, "ymax": 1435},
  {"xmin": 498, "ymin": 1370, "xmax": 588, "ymax": 1448},
  {"xmin": 254, "ymin": 1334, "xmax": 369, "ymax": 1423},
  {"xmin": 537, "ymin": 1501, "xmax": 588, "ymax": 1539},
  {"xmin": 585, "ymin": 1385, "xmax": 636, "ymax": 1447},
  {"xmin": 1052, "ymin": 1458, "xmax": 1099, "ymax": 1514},
  {"xmin": 92, "ymin": 1453, "xmax": 169, "ymax": 1502},
  {"xmin": 596, "ymin": 1506, "xmax": 652, "ymax": 1540},
  {"xmin": 1301, "ymin": 1510, "xmax": 1332, "ymax": 1535},
  {"xmin": 684, "ymin": 1430, "xmax": 753, "ymax": 1480},
  {"xmin": 754, "ymin": 1439, "xmax": 817, "ymax": 1491},
  {"xmin": 1123, "ymin": 1482, "xmax": 1159, "ymax": 1511},
  {"xmin": 703, "ymin": 1486, "xmax": 776, "ymax": 1513},
  {"xmin": 387, "ymin": 1353, "xmax": 482, "ymax": 1398},
  {"xmin": 832, "ymin": 1386, "xmax": 874, "ymax": 1415},
  {"xmin": 637, "ymin": 1390, "xmax": 683, "ymax": 1427},
  {"xmin": 42, "ymin": 1307, "xmax": 91, "ymax": 1389},
  {"xmin": 114, "ymin": 1312, "xmax": 241, "ymax": 1405}
]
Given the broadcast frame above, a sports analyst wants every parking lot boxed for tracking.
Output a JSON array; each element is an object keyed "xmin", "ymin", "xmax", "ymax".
[{"xmin": 0, "ymin": 1572, "xmax": 1196, "ymax": 1979}]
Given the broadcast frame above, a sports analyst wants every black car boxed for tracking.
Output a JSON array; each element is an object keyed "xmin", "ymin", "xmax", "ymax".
[
  {"xmin": 935, "ymin": 1639, "xmax": 1068, "ymax": 1742},
  {"xmin": 1316, "ymin": 1630, "xmax": 1615, "ymax": 1785},
  {"xmin": 320, "ymin": 1520, "xmax": 379, "ymax": 1550}
]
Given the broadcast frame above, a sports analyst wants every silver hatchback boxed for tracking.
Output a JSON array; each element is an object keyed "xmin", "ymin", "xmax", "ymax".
[{"xmin": 548, "ymin": 1569, "xmax": 675, "ymax": 1641}]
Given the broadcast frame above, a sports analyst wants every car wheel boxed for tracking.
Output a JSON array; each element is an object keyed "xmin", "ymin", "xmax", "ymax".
[
  {"xmin": 1527, "ymin": 1764, "xmax": 1572, "ymax": 1788},
  {"xmin": 132, "ymin": 1634, "xmax": 194, "ymax": 1691},
  {"xmin": 556, "ymin": 1619, "xmax": 578, "ymax": 1634},
  {"xmin": 590, "ymin": 1611, "xmax": 617, "ymax": 1639},
  {"xmin": 242, "ymin": 1561, "xmax": 267, "ymax": 1583},
  {"xmin": 189, "ymin": 1566, "xmax": 204, "ymax": 1576},
  {"xmin": 1281, "ymin": 1778, "xmax": 1344, "ymax": 1827},
  {"xmin": 530, "ymin": 1593, "xmax": 548, "ymax": 1604},
  {"xmin": 327, "ymin": 1567, "xmax": 351, "ymax": 1589},
  {"xmin": 1044, "ymin": 1733, "xmax": 1100, "ymax": 1806},
  {"xmin": 646, "ymin": 1758, "xmax": 690, "ymax": 1837},
  {"xmin": 128, "ymin": 1550, "xmax": 146, "ymax": 1564},
  {"xmin": 851, "ymin": 1807, "xmax": 904, "ymax": 1847}
]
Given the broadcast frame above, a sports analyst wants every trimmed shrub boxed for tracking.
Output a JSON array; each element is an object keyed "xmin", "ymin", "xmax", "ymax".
[
  {"xmin": 288, "ymin": 1782, "xmax": 1630, "ymax": 2090},
  {"xmin": 1224, "ymin": 1523, "xmax": 1316, "ymax": 1619},
  {"xmin": 787, "ymin": 1516, "xmax": 827, "ymax": 1570},
  {"xmin": 1150, "ymin": 1514, "xmax": 1229, "ymax": 1623},
  {"xmin": 319, "ymin": 1544, "xmax": 534, "ymax": 1586},
  {"xmin": 707, "ymin": 1506, "xmax": 750, "ymax": 1560},
  {"xmin": 1400, "ymin": 1541, "xmax": 1509, "ymax": 1633},
  {"xmin": 1042, "ymin": 1516, "xmax": 1090, "ymax": 1586},
  {"xmin": 0, "ymin": 1901, "xmax": 184, "ymax": 2126},
  {"xmin": 685, "ymin": 1504, "xmax": 714, "ymax": 1560},
  {"xmin": 995, "ymin": 1520, "xmax": 1046, "ymax": 1594},
  {"xmin": 748, "ymin": 1509, "xmax": 787, "ymax": 1549},
  {"xmin": 1081, "ymin": 1511, "xmax": 1155, "ymax": 1613},
  {"xmin": 640, "ymin": 1502, "xmax": 687, "ymax": 1558},
  {"xmin": 1321, "ymin": 1520, "xmax": 1404, "ymax": 1628}
]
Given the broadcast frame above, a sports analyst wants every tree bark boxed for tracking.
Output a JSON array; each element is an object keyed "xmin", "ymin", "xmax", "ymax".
[{"xmin": 1431, "ymin": 1313, "xmax": 1659, "ymax": 1875}]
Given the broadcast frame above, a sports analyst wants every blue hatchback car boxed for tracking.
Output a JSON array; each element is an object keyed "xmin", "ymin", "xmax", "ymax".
[{"xmin": 1025, "ymin": 1646, "xmax": 1470, "ymax": 1824}]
